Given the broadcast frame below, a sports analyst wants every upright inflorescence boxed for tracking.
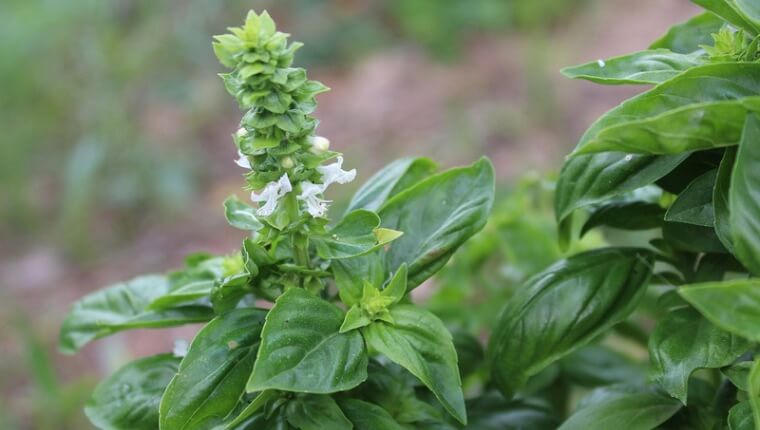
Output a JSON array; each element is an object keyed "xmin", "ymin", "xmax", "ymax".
[{"xmin": 213, "ymin": 10, "xmax": 355, "ymax": 227}]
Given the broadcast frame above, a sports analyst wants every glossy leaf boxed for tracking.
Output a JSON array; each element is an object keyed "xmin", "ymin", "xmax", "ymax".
[
  {"xmin": 680, "ymin": 279, "xmax": 760, "ymax": 341},
  {"xmin": 488, "ymin": 248, "xmax": 654, "ymax": 399},
  {"xmin": 224, "ymin": 195, "xmax": 264, "ymax": 231},
  {"xmin": 60, "ymin": 275, "xmax": 214, "ymax": 354},
  {"xmin": 569, "ymin": 63, "xmax": 760, "ymax": 155},
  {"xmin": 581, "ymin": 201, "xmax": 664, "ymax": 236},
  {"xmin": 662, "ymin": 221, "xmax": 727, "ymax": 254},
  {"xmin": 728, "ymin": 402, "xmax": 754, "ymax": 430},
  {"xmin": 559, "ymin": 345, "xmax": 644, "ymax": 387},
  {"xmin": 148, "ymin": 280, "xmax": 215, "ymax": 311},
  {"xmin": 346, "ymin": 157, "xmax": 437, "ymax": 213},
  {"xmin": 312, "ymin": 210, "xmax": 401, "ymax": 259},
  {"xmin": 85, "ymin": 354, "xmax": 180, "ymax": 430},
  {"xmin": 692, "ymin": 0, "xmax": 759, "ymax": 34},
  {"xmin": 337, "ymin": 399, "xmax": 405, "ymax": 430},
  {"xmin": 331, "ymin": 251, "xmax": 386, "ymax": 306},
  {"xmin": 247, "ymin": 288, "xmax": 367, "ymax": 393},
  {"xmin": 724, "ymin": 361, "xmax": 753, "ymax": 391},
  {"xmin": 159, "ymin": 308, "xmax": 267, "ymax": 430},
  {"xmin": 715, "ymin": 147, "xmax": 737, "ymax": 252},
  {"xmin": 558, "ymin": 388, "xmax": 681, "ymax": 430},
  {"xmin": 665, "ymin": 169, "xmax": 717, "ymax": 227},
  {"xmin": 378, "ymin": 158, "xmax": 495, "ymax": 288},
  {"xmin": 465, "ymin": 393, "xmax": 559, "ymax": 430},
  {"xmin": 362, "ymin": 305, "xmax": 466, "ymax": 424},
  {"xmin": 731, "ymin": 114, "xmax": 760, "ymax": 275},
  {"xmin": 735, "ymin": 0, "xmax": 760, "ymax": 29},
  {"xmin": 561, "ymin": 50, "xmax": 703, "ymax": 85},
  {"xmin": 285, "ymin": 394, "xmax": 352, "ymax": 430},
  {"xmin": 649, "ymin": 307, "xmax": 750, "ymax": 403},
  {"xmin": 650, "ymin": 12, "xmax": 727, "ymax": 53}
]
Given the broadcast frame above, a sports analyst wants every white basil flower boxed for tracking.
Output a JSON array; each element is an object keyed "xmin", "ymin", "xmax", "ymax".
[
  {"xmin": 251, "ymin": 173, "xmax": 292, "ymax": 216},
  {"xmin": 298, "ymin": 181, "xmax": 330, "ymax": 218},
  {"xmin": 317, "ymin": 156, "xmax": 356, "ymax": 187},
  {"xmin": 235, "ymin": 150, "xmax": 252, "ymax": 169}
]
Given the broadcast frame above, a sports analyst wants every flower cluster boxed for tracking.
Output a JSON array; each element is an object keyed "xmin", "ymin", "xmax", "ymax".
[{"xmin": 214, "ymin": 11, "xmax": 355, "ymax": 223}]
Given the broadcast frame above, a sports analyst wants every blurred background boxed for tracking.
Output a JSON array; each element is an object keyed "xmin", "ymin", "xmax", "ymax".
[{"xmin": 0, "ymin": 0, "xmax": 699, "ymax": 428}]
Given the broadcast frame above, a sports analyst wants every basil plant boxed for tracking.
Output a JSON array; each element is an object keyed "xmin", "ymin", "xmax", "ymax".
[
  {"xmin": 487, "ymin": 1, "xmax": 760, "ymax": 428},
  {"xmin": 60, "ymin": 11, "xmax": 494, "ymax": 430}
]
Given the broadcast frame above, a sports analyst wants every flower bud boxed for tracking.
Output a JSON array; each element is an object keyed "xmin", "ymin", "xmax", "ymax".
[
  {"xmin": 280, "ymin": 156, "xmax": 295, "ymax": 169},
  {"xmin": 236, "ymin": 127, "xmax": 248, "ymax": 137},
  {"xmin": 309, "ymin": 136, "xmax": 330, "ymax": 153}
]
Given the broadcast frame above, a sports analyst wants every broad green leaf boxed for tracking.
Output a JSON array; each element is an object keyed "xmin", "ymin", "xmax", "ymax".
[
  {"xmin": 148, "ymin": 280, "xmax": 215, "ymax": 311},
  {"xmin": 59, "ymin": 275, "xmax": 214, "ymax": 354},
  {"xmin": 569, "ymin": 63, "xmax": 760, "ymax": 155},
  {"xmin": 331, "ymin": 251, "xmax": 386, "ymax": 306},
  {"xmin": 728, "ymin": 402, "xmax": 754, "ymax": 430},
  {"xmin": 465, "ymin": 393, "xmax": 559, "ymax": 430},
  {"xmin": 649, "ymin": 307, "xmax": 750, "ymax": 403},
  {"xmin": 731, "ymin": 114, "xmax": 760, "ymax": 275},
  {"xmin": 488, "ymin": 248, "xmax": 654, "ymax": 399},
  {"xmin": 224, "ymin": 195, "xmax": 264, "ymax": 231},
  {"xmin": 665, "ymin": 169, "xmax": 717, "ymax": 226},
  {"xmin": 285, "ymin": 394, "xmax": 352, "ymax": 430},
  {"xmin": 735, "ymin": 0, "xmax": 760, "ymax": 29},
  {"xmin": 378, "ymin": 158, "xmax": 495, "ymax": 288},
  {"xmin": 337, "ymin": 398, "xmax": 405, "ymax": 430},
  {"xmin": 85, "ymin": 354, "xmax": 180, "ymax": 430},
  {"xmin": 247, "ymin": 288, "xmax": 367, "ymax": 393},
  {"xmin": 692, "ymin": 0, "xmax": 759, "ymax": 34},
  {"xmin": 724, "ymin": 361, "xmax": 753, "ymax": 391},
  {"xmin": 662, "ymin": 220, "xmax": 728, "ymax": 254},
  {"xmin": 312, "ymin": 210, "xmax": 402, "ymax": 259},
  {"xmin": 362, "ymin": 305, "xmax": 466, "ymax": 424},
  {"xmin": 452, "ymin": 329, "xmax": 484, "ymax": 378},
  {"xmin": 346, "ymin": 157, "xmax": 438, "ymax": 213},
  {"xmin": 159, "ymin": 308, "xmax": 267, "ymax": 430},
  {"xmin": 650, "ymin": 12, "xmax": 727, "ymax": 53},
  {"xmin": 558, "ymin": 388, "xmax": 681, "ymax": 430},
  {"xmin": 715, "ymin": 147, "xmax": 737, "ymax": 252},
  {"xmin": 680, "ymin": 279, "xmax": 760, "ymax": 341},
  {"xmin": 559, "ymin": 345, "xmax": 644, "ymax": 387},
  {"xmin": 561, "ymin": 50, "xmax": 703, "ymax": 85},
  {"xmin": 751, "ymin": 360, "xmax": 760, "ymax": 429},
  {"xmin": 555, "ymin": 152, "xmax": 688, "ymax": 242},
  {"xmin": 581, "ymin": 201, "xmax": 664, "ymax": 236}
]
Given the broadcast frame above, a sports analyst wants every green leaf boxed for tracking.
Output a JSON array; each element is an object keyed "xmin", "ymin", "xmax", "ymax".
[
  {"xmin": 561, "ymin": 50, "xmax": 703, "ymax": 85},
  {"xmin": 715, "ymin": 147, "xmax": 737, "ymax": 252},
  {"xmin": 680, "ymin": 279, "xmax": 760, "ymax": 341},
  {"xmin": 312, "ymin": 210, "xmax": 402, "ymax": 259},
  {"xmin": 247, "ymin": 288, "xmax": 367, "ymax": 393},
  {"xmin": 362, "ymin": 305, "xmax": 466, "ymax": 424},
  {"xmin": 558, "ymin": 388, "xmax": 681, "ymax": 430},
  {"xmin": 379, "ymin": 158, "xmax": 495, "ymax": 288},
  {"xmin": 337, "ymin": 398, "xmax": 405, "ymax": 430},
  {"xmin": 488, "ymin": 248, "xmax": 654, "ymax": 399},
  {"xmin": 692, "ymin": 0, "xmax": 759, "ymax": 34},
  {"xmin": 285, "ymin": 394, "xmax": 352, "ymax": 430},
  {"xmin": 555, "ymin": 152, "xmax": 688, "ymax": 240},
  {"xmin": 731, "ymin": 114, "xmax": 760, "ymax": 275},
  {"xmin": 224, "ymin": 196, "xmax": 264, "ymax": 231},
  {"xmin": 662, "ymin": 220, "xmax": 727, "ymax": 254},
  {"xmin": 728, "ymin": 401, "xmax": 754, "ymax": 430},
  {"xmin": 724, "ymin": 361, "xmax": 753, "ymax": 391},
  {"xmin": 346, "ymin": 157, "xmax": 438, "ymax": 213},
  {"xmin": 735, "ymin": 0, "xmax": 760, "ymax": 29},
  {"xmin": 750, "ymin": 360, "xmax": 760, "ymax": 428},
  {"xmin": 451, "ymin": 329, "xmax": 484, "ymax": 379},
  {"xmin": 665, "ymin": 169, "xmax": 717, "ymax": 226},
  {"xmin": 59, "ymin": 275, "xmax": 214, "ymax": 354},
  {"xmin": 466, "ymin": 393, "xmax": 559, "ymax": 430},
  {"xmin": 85, "ymin": 354, "xmax": 180, "ymax": 430},
  {"xmin": 148, "ymin": 280, "xmax": 215, "ymax": 311},
  {"xmin": 340, "ymin": 265, "xmax": 407, "ymax": 333},
  {"xmin": 559, "ymin": 345, "xmax": 644, "ymax": 388},
  {"xmin": 159, "ymin": 309, "xmax": 267, "ymax": 430},
  {"xmin": 569, "ymin": 63, "xmax": 760, "ymax": 155},
  {"xmin": 650, "ymin": 12, "xmax": 727, "ymax": 53},
  {"xmin": 581, "ymin": 201, "xmax": 665, "ymax": 236},
  {"xmin": 649, "ymin": 307, "xmax": 750, "ymax": 403},
  {"xmin": 331, "ymin": 252, "xmax": 386, "ymax": 306}
]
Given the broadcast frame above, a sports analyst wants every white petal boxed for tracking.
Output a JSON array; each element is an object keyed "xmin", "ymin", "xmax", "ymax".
[
  {"xmin": 298, "ymin": 181, "xmax": 330, "ymax": 218},
  {"xmin": 317, "ymin": 156, "xmax": 356, "ymax": 187},
  {"xmin": 235, "ymin": 150, "xmax": 252, "ymax": 169},
  {"xmin": 250, "ymin": 174, "xmax": 292, "ymax": 216}
]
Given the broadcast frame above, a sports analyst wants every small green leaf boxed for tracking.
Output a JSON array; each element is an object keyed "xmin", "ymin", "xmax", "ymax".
[
  {"xmin": 312, "ymin": 210, "xmax": 402, "ymax": 260},
  {"xmin": 59, "ymin": 275, "xmax": 214, "ymax": 354},
  {"xmin": 650, "ymin": 12, "xmax": 726, "ymax": 53},
  {"xmin": 85, "ymin": 354, "xmax": 180, "ymax": 430},
  {"xmin": 224, "ymin": 196, "xmax": 264, "ymax": 231},
  {"xmin": 362, "ymin": 305, "xmax": 466, "ymax": 424},
  {"xmin": 346, "ymin": 157, "xmax": 438, "ymax": 213},
  {"xmin": 248, "ymin": 288, "xmax": 367, "ymax": 393},
  {"xmin": 561, "ymin": 50, "xmax": 703, "ymax": 85},
  {"xmin": 581, "ymin": 201, "xmax": 664, "ymax": 236},
  {"xmin": 159, "ymin": 309, "xmax": 267, "ymax": 430},
  {"xmin": 724, "ymin": 361, "xmax": 753, "ymax": 391},
  {"xmin": 649, "ymin": 307, "xmax": 750, "ymax": 403},
  {"xmin": 337, "ymin": 398, "xmax": 405, "ymax": 430},
  {"xmin": 750, "ymin": 360, "xmax": 760, "ymax": 428},
  {"xmin": 339, "ymin": 305, "xmax": 372, "ymax": 333},
  {"xmin": 285, "ymin": 394, "xmax": 352, "ymax": 430},
  {"xmin": 728, "ymin": 401, "xmax": 754, "ymax": 430},
  {"xmin": 715, "ymin": 147, "xmax": 737, "ymax": 252},
  {"xmin": 148, "ymin": 280, "xmax": 215, "ymax": 311},
  {"xmin": 558, "ymin": 388, "xmax": 681, "ymax": 430},
  {"xmin": 488, "ymin": 248, "xmax": 653, "ymax": 399},
  {"xmin": 381, "ymin": 263, "xmax": 407, "ymax": 303},
  {"xmin": 665, "ymin": 169, "xmax": 717, "ymax": 227},
  {"xmin": 680, "ymin": 279, "xmax": 760, "ymax": 341},
  {"xmin": 331, "ymin": 252, "xmax": 386, "ymax": 306},
  {"xmin": 466, "ymin": 393, "xmax": 559, "ymax": 430},
  {"xmin": 731, "ymin": 114, "xmax": 760, "ymax": 275}
]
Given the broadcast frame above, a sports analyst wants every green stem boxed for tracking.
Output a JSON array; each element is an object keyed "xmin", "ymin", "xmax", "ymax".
[{"xmin": 285, "ymin": 191, "xmax": 310, "ymax": 269}]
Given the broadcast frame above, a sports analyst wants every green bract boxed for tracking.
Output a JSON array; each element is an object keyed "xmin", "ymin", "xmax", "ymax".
[{"xmin": 60, "ymin": 10, "xmax": 494, "ymax": 430}]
